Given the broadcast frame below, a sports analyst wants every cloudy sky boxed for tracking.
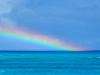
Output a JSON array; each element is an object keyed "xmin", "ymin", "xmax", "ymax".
[{"xmin": 0, "ymin": 0, "xmax": 100, "ymax": 50}]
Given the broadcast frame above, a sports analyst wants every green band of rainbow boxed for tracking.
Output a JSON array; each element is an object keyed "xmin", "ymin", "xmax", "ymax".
[{"xmin": 0, "ymin": 27, "xmax": 84, "ymax": 51}]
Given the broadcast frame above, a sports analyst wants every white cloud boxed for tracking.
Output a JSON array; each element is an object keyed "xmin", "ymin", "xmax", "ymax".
[
  {"xmin": 0, "ymin": 0, "xmax": 24, "ymax": 15},
  {"xmin": 0, "ymin": 17, "xmax": 17, "ymax": 32},
  {"xmin": 0, "ymin": 0, "xmax": 15, "ymax": 30},
  {"xmin": 0, "ymin": 0, "xmax": 23, "ymax": 31},
  {"xmin": 0, "ymin": 0, "xmax": 14, "ymax": 15}
]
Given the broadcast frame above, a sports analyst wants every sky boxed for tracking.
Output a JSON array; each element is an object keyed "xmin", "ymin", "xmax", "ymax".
[{"xmin": 0, "ymin": 0, "xmax": 100, "ymax": 50}]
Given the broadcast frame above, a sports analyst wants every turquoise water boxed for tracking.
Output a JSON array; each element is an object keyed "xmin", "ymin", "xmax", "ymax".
[{"xmin": 0, "ymin": 51, "xmax": 100, "ymax": 75}]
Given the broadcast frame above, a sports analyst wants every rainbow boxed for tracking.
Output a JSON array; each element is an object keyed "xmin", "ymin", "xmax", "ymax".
[{"xmin": 0, "ymin": 26, "xmax": 84, "ymax": 51}]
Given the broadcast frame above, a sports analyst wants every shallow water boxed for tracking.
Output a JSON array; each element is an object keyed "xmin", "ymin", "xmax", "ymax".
[{"xmin": 0, "ymin": 51, "xmax": 100, "ymax": 75}]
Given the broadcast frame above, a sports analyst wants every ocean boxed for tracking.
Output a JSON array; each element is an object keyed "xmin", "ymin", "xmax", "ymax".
[{"xmin": 0, "ymin": 51, "xmax": 100, "ymax": 75}]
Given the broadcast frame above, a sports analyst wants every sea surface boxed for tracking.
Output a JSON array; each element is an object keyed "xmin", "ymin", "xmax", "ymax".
[{"xmin": 0, "ymin": 51, "xmax": 100, "ymax": 75}]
